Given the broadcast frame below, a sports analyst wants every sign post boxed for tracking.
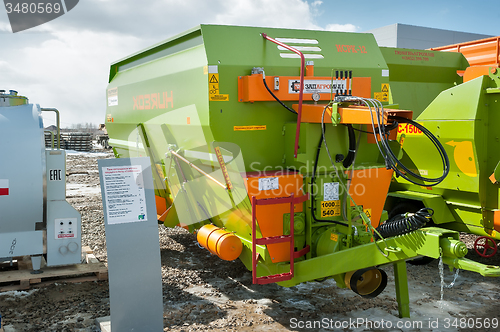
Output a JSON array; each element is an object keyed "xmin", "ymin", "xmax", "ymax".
[{"xmin": 98, "ymin": 157, "xmax": 163, "ymax": 332}]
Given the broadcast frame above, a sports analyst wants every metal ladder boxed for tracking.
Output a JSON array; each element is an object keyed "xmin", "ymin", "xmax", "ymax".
[{"xmin": 251, "ymin": 193, "xmax": 310, "ymax": 284}]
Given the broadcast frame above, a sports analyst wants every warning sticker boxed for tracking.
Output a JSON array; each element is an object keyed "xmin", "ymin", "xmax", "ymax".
[
  {"xmin": 208, "ymin": 72, "xmax": 229, "ymax": 101},
  {"xmin": 210, "ymin": 94, "xmax": 229, "ymax": 101},
  {"xmin": 320, "ymin": 200, "xmax": 341, "ymax": 217},
  {"xmin": 234, "ymin": 125, "xmax": 266, "ymax": 131},
  {"xmin": 374, "ymin": 92, "xmax": 389, "ymax": 102},
  {"xmin": 209, "ymin": 74, "xmax": 219, "ymax": 84},
  {"xmin": 209, "ymin": 73, "xmax": 219, "ymax": 94},
  {"xmin": 363, "ymin": 208, "xmax": 372, "ymax": 220}
]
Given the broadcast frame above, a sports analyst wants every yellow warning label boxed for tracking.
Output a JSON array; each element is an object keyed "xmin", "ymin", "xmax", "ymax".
[
  {"xmin": 363, "ymin": 208, "xmax": 372, "ymax": 219},
  {"xmin": 209, "ymin": 74, "xmax": 219, "ymax": 84},
  {"xmin": 330, "ymin": 233, "xmax": 339, "ymax": 242},
  {"xmin": 374, "ymin": 92, "xmax": 389, "ymax": 102},
  {"xmin": 209, "ymin": 74, "xmax": 219, "ymax": 94},
  {"xmin": 381, "ymin": 83, "xmax": 389, "ymax": 92},
  {"xmin": 320, "ymin": 200, "xmax": 341, "ymax": 217},
  {"xmin": 208, "ymin": 73, "xmax": 228, "ymax": 101},
  {"xmin": 210, "ymin": 94, "xmax": 229, "ymax": 101},
  {"xmin": 234, "ymin": 125, "xmax": 267, "ymax": 131}
]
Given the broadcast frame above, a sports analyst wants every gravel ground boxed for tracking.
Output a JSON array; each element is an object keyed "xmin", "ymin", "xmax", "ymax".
[{"xmin": 1, "ymin": 147, "xmax": 500, "ymax": 332}]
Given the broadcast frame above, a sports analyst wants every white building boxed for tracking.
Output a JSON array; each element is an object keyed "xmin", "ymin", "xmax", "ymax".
[{"xmin": 366, "ymin": 23, "xmax": 492, "ymax": 49}]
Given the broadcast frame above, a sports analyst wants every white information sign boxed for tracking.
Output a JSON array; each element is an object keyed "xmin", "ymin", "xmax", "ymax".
[
  {"xmin": 324, "ymin": 182, "xmax": 340, "ymax": 201},
  {"xmin": 288, "ymin": 79, "xmax": 347, "ymax": 94},
  {"xmin": 258, "ymin": 177, "xmax": 279, "ymax": 191},
  {"xmin": 107, "ymin": 87, "xmax": 118, "ymax": 106},
  {"xmin": 102, "ymin": 165, "xmax": 147, "ymax": 224}
]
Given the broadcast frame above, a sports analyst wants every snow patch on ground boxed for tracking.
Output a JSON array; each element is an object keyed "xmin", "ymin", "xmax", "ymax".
[
  {"xmin": 65, "ymin": 150, "xmax": 112, "ymax": 157},
  {"xmin": 0, "ymin": 289, "xmax": 38, "ymax": 298}
]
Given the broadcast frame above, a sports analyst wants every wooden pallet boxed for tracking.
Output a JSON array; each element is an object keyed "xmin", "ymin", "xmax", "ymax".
[{"xmin": 0, "ymin": 246, "xmax": 108, "ymax": 292}]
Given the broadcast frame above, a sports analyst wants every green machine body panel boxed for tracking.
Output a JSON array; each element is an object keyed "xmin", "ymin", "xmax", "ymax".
[
  {"xmin": 107, "ymin": 25, "xmax": 392, "ymax": 172},
  {"xmin": 389, "ymin": 73, "xmax": 500, "ymax": 239},
  {"xmin": 379, "ymin": 46, "xmax": 468, "ymax": 116}
]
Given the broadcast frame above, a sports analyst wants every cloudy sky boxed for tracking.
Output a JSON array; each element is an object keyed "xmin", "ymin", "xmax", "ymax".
[{"xmin": 1, "ymin": 0, "xmax": 498, "ymax": 127}]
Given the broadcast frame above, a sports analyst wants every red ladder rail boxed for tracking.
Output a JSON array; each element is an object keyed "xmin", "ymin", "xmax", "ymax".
[{"xmin": 251, "ymin": 193, "xmax": 310, "ymax": 285}]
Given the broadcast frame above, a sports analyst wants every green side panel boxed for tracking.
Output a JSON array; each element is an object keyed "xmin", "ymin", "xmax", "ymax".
[
  {"xmin": 106, "ymin": 27, "xmax": 210, "ymax": 161},
  {"xmin": 391, "ymin": 75, "xmax": 500, "ymax": 238},
  {"xmin": 107, "ymin": 24, "xmax": 392, "ymax": 173},
  {"xmin": 380, "ymin": 47, "xmax": 468, "ymax": 116},
  {"xmin": 394, "ymin": 77, "xmax": 487, "ymax": 194}
]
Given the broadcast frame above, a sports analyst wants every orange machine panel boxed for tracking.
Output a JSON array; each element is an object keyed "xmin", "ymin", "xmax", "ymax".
[
  {"xmin": 296, "ymin": 104, "xmax": 412, "ymax": 143},
  {"xmin": 463, "ymin": 66, "xmax": 499, "ymax": 82},
  {"xmin": 244, "ymin": 171, "xmax": 304, "ymax": 263},
  {"xmin": 494, "ymin": 210, "xmax": 500, "ymax": 233},
  {"xmin": 296, "ymin": 104, "xmax": 412, "ymax": 125},
  {"xmin": 155, "ymin": 195, "xmax": 168, "ymax": 221},
  {"xmin": 431, "ymin": 36, "xmax": 500, "ymax": 82},
  {"xmin": 238, "ymin": 74, "xmax": 371, "ymax": 102},
  {"xmin": 348, "ymin": 167, "xmax": 394, "ymax": 228},
  {"xmin": 431, "ymin": 36, "xmax": 500, "ymax": 67}
]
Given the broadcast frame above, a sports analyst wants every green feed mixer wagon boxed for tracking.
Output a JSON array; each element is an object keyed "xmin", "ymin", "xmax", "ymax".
[{"xmin": 105, "ymin": 25, "xmax": 498, "ymax": 318}]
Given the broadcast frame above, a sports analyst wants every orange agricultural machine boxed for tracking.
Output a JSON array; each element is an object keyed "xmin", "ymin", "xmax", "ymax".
[{"xmin": 431, "ymin": 36, "xmax": 500, "ymax": 83}]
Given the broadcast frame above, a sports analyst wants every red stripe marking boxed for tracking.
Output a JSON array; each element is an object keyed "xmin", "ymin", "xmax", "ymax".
[{"xmin": 0, "ymin": 188, "xmax": 9, "ymax": 196}]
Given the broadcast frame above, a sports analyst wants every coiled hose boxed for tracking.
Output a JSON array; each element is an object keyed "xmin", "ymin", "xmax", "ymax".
[{"xmin": 374, "ymin": 207, "xmax": 433, "ymax": 240}]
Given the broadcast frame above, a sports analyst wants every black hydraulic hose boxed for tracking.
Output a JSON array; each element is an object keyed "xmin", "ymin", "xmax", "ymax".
[
  {"xmin": 343, "ymin": 124, "xmax": 356, "ymax": 168},
  {"xmin": 311, "ymin": 130, "xmax": 323, "ymax": 183},
  {"xmin": 385, "ymin": 115, "xmax": 450, "ymax": 186},
  {"xmin": 381, "ymin": 120, "xmax": 399, "ymax": 132},
  {"xmin": 351, "ymin": 121, "xmax": 398, "ymax": 135},
  {"xmin": 310, "ymin": 129, "xmax": 348, "ymax": 227},
  {"xmin": 374, "ymin": 207, "xmax": 433, "ymax": 240},
  {"xmin": 262, "ymin": 76, "xmax": 297, "ymax": 114}
]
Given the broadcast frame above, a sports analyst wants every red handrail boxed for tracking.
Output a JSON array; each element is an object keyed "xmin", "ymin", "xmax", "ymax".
[{"xmin": 262, "ymin": 33, "xmax": 305, "ymax": 158}]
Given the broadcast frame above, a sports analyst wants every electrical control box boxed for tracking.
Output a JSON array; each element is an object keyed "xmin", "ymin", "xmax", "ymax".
[{"xmin": 46, "ymin": 150, "xmax": 82, "ymax": 266}]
